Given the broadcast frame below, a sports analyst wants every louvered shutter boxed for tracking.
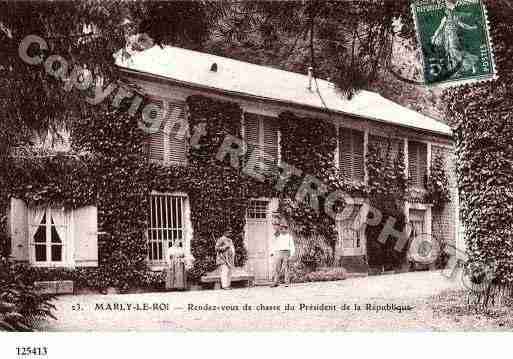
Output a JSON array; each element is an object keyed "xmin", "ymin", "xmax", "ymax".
[
  {"xmin": 408, "ymin": 141, "xmax": 419, "ymax": 187},
  {"xmin": 166, "ymin": 102, "xmax": 187, "ymax": 165},
  {"xmin": 244, "ymin": 113, "xmax": 261, "ymax": 170},
  {"xmin": 339, "ymin": 128, "xmax": 364, "ymax": 182},
  {"xmin": 409, "ymin": 141, "xmax": 427, "ymax": 188},
  {"xmin": 339, "ymin": 128, "xmax": 353, "ymax": 181},
  {"xmin": 353, "ymin": 130, "xmax": 365, "ymax": 182},
  {"xmin": 262, "ymin": 117, "xmax": 278, "ymax": 172},
  {"xmin": 146, "ymin": 100, "xmax": 187, "ymax": 165},
  {"xmin": 418, "ymin": 142, "xmax": 427, "ymax": 187},
  {"xmin": 147, "ymin": 99, "xmax": 166, "ymax": 163}
]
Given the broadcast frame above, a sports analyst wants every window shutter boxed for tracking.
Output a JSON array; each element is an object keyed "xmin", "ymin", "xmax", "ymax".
[
  {"xmin": 353, "ymin": 129, "xmax": 365, "ymax": 182},
  {"xmin": 147, "ymin": 99, "xmax": 167, "ymax": 163},
  {"xmin": 73, "ymin": 206, "xmax": 98, "ymax": 267},
  {"xmin": 244, "ymin": 113, "xmax": 261, "ymax": 169},
  {"xmin": 9, "ymin": 198, "xmax": 29, "ymax": 262},
  {"xmin": 339, "ymin": 128, "xmax": 352, "ymax": 180},
  {"xmin": 166, "ymin": 102, "xmax": 188, "ymax": 165},
  {"xmin": 339, "ymin": 128, "xmax": 364, "ymax": 182},
  {"xmin": 146, "ymin": 100, "xmax": 187, "ymax": 165},
  {"xmin": 419, "ymin": 142, "xmax": 427, "ymax": 187},
  {"xmin": 408, "ymin": 141, "xmax": 419, "ymax": 187},
  {"xmin": 262, "ymin": 117, "xmax": 279, "ymax": 170},
  {"xmin": 408, "ymin": 141, "xmax": 427, "ymax": 188}
]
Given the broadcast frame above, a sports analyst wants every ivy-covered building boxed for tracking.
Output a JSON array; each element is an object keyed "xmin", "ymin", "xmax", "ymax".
[{"xmin": 5, "ymin": 46, "xmax": 460, "ymax": 288}]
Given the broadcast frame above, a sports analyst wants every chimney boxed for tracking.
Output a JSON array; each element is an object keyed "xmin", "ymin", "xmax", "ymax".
[{"xmin": 307, "ymin": 66, "xmax": 313, "ymax": 91}]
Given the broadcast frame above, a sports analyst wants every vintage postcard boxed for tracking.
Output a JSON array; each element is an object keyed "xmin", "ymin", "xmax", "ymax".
[
  {"xmin": 0, "ymin": 0, "xmax": 512, "ymax": 356},
  {"xmin": 412, "ymin": 0, "xmax": 496, "ymax": 86}
]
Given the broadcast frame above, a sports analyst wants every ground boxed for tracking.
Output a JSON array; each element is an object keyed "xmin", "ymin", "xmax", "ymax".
[{"xmin": 39, "ymin": 271, "xmax": 513, "ymax": 331}]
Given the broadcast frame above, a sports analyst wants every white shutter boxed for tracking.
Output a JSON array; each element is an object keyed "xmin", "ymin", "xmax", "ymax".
[
  {"xmin": 244, "ymin": 113, "xmax": 260, "ymax": 168},
  {"xmin": 419, "ymin": 142, "xmax": 427, "ymax": 187},
  {"xmin": 166, "ymin": 102, "xmax": 188, "ymax": 165},
  {"xmin": 146, "ymin": 100, "xmax": 187, "ymax": 165},
  {"xmin": 339, "ymin": 128, "xmax": 352, "ymax": 180},
  {"xmin": 147, "ymin": 99, "xmax": 166, "ymax": 162},
  {"xmin": 9, "ymin": 198, "xmax": 29, "ymax": 262},
  {"xmin": 339, "ymin": 128, "xmax": 364, "ymax": 182},
  {"xmin": 73, "ymin": 206, "xmax": 98, "ymax": 267},
  {"xmin": 353, "ymin": 129, "xmax": 365, "ymax": 182},
  {"xmin": 262, "ymin": 117, "xmax": 279, "ymax": 172},
  {"xmin": 409, "ymin": 141, "xmax": 427, "ymax": 187},
  {"xmin": 409, "ymin": 141, "xmax": 419, "ymax": 187}
]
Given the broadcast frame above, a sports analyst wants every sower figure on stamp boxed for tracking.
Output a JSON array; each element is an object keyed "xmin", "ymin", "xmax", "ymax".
[
  {"xmin": 215, "ymin": 229, "xmax": 235, "ymax": 290},
  {"xmin": 271, "ymin": 223, "xmax": 295, "ymax": 288},
  {"xmin": 431, "ymin": 0, "xmax": 479, "ymax": 76}
]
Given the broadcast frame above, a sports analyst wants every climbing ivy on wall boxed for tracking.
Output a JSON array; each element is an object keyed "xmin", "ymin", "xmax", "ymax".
[
  {"xmin": 425, "ymin": 153, "xmax": 451, "ymax": 210},
  {"xmin": 442, "ymin": 1, "xmax": 513, "ymax": 298},
  {"xmin": 0, "ymin": 87, "xmax": 453, "ymax": 288},
  {"xmin": 365, "ymin": 138, "xmax": 408, "ymax": 269},
  {"xmin": 277, "ymin": 111, "xmax": 338, "ymax": 245}
]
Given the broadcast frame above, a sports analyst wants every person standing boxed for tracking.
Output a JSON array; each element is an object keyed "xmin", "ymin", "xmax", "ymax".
[
  {"xmin": 271, "ymin": 224, "xmax": 295, "ymax": 287},
  {"xmin": 215, "ymin": 229, "xmax": 235, "ymax": 289}
]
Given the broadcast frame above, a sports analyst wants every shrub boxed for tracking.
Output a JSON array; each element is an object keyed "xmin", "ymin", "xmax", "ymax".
[
  {"xmin": 290, "ymin": 262, "xmax": 347, "ymax": 283},
  {"xmin": 0, "ymin": 257, "xmax": 56, "ymax": 331}
]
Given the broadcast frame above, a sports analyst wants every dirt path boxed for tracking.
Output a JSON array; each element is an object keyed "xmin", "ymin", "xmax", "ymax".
[{"xmin": 41, "ymin": 271, "xmax": 468, "ymax": 331}]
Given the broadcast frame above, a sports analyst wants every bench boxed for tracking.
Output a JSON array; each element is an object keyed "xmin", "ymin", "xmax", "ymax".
[{"xmin": 201, "ymin": 267, "xmax": 255, "ymax": 289}]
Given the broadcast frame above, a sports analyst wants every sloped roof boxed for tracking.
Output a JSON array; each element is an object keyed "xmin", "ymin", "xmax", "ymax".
[{"xmin": 115, "ymin": 46, "xmax": 452, "ymax": 136}]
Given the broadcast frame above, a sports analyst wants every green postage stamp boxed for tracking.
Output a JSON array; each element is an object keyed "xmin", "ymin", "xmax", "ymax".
[{"xmin": 412, "ymin": 0, "xmax": 496, "ymax": 87}]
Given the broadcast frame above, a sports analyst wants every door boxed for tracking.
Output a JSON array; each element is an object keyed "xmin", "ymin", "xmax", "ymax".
[
  {"xmin": 336, "ymin": 203, "xmax": 366, "ymax": 256},
  {"xmin": 245, "ymin": 200, "xmax": 271, "ymax": 283}
]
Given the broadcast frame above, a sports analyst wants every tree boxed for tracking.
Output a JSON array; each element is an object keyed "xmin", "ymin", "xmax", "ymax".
[
  {"xmin": 0, "ymin": 1, "xmax": 221, "ymax": 155},
  {"xmin": 1, "ymin": 0, "xmax": 434, "ymax": 157}
]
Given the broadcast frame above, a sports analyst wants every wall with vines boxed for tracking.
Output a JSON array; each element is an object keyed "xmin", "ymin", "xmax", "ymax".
[
  {"xmin": 365, "ymin": 137, "xmax": 408, "ymax": 269},
  {"xmin": 0, "ymin": 90, "xmax": 454, "ymax": 289}
]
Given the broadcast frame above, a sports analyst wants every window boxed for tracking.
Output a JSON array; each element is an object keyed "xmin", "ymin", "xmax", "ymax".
[
  {"xmin": 145, "ymin": 100, "xmax": 188, "ymax": 166},
  {"xmin": 29, "ymin": 208, "xmax": 67, "ymax": 266},
  {"xmin": 246, "ymin": 200, "xmax": 269, "ymax": 219},
  {"xmin": 243, "ymin": 113, "xmax": 279, "ymax": 173},
  {"xmin": 336, "ymin": 204, "xmax": 363, "ymax": 249},
  {"xmin": 339, "ymin": 127, "xmax": 364, "ymax": 182},
  {"xmin": 408, "ymin": 141, "xmax": 428, "ymax": 188},
  {"xmin": 10, "ymin": 200, "xmax": 98, "ymax": 267},
  {"xmin": 410, "ymin": 209, "xmax": 426, "ymax": 236},
  {"xmin": 147, "ymin": 194, "xmax": 187, "ymax": 264}
]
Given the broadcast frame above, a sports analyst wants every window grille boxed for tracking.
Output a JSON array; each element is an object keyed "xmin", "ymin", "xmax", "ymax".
[
  {"xmin": 147, "ymin": 194, "xmax": 186, "ymax": 263},
  {"xmin": 246, "ymin": 200, "xmax": 269, "ymax": 219}
]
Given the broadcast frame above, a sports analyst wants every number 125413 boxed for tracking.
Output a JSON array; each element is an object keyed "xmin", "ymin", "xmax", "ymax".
[{"xmin": 16, "ymin": 347, "xmax": 48, "ymax": 356}]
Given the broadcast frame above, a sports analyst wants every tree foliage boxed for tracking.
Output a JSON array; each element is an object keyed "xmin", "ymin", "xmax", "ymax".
[{"xmin": 0, "ymin": 0, "xmax": 436, "ymax": 156}]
